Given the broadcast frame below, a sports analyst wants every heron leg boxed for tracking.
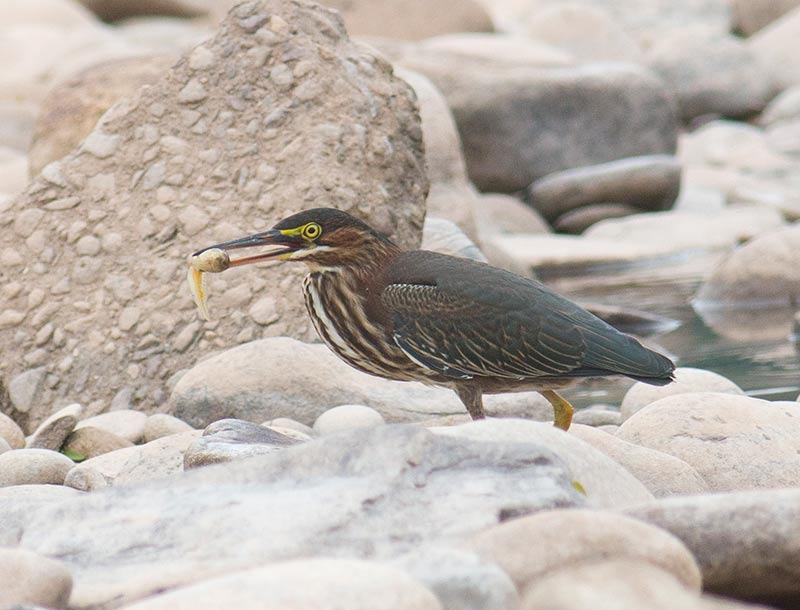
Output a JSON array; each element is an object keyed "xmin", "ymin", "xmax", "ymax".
[
  {"xmin": 542, "ymin": 390, "xmax": 573, "ymax": 431},
  {"xmin": 454, "ymin": 385, "xmax": 485, "ymax": 420}
]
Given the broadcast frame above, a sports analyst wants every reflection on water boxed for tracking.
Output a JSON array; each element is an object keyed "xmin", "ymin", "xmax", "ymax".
[{"xmin": 539, "ymin": 252, "xmax": 800, "ymax": 408}]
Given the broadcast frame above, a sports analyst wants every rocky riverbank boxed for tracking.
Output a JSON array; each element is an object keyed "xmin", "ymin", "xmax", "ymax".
[{"xmin": 1, "ymin": 0, "xmax": 799, "ymax": 609}]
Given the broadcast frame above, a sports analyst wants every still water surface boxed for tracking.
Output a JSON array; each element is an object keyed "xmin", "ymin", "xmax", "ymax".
[{"xmin": 537, "ymin": 251, "xmax": 800, "ymax": 408}]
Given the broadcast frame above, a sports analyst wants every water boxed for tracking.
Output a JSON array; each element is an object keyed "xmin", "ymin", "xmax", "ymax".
[{"xmin": 536, "ymin": 251, "xmax": 800, "ymax": 408}]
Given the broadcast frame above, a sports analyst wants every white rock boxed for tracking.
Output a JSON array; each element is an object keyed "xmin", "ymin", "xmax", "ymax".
[
  {"xmin": 467, "ymin": 508, "xmax": 701, "ymax": 592},
  {"xmin": 117, "ymin": 558, "xmax": 442, "ymax": 610},
  {"xmin": 621, "ymin": 367, "xmax": 743, "ymax": 421},
  {"xmin": 617, "ymin": 392, "xmax": 800, "ymax": 491},
  {"xmin": 521, "ymin": 559, "xmax": 711, "ymax": 610},
  {"xmin": 313, "ymin": 405, "xmax": 386, "ymax": 435},
  {"xmin": 76, "ymin": 409, "xmax": 148, "ymax": 443},
  {"xmin": 569, "ymin": 424, "xmax": 708, "ymax": 497},
  {"xmin": 143, "ymin": 413, "xmax": 194, "ymax": 442},
  {"xmin": 0, "ymin": 547, "xmax": 72, "ymax": 609}
]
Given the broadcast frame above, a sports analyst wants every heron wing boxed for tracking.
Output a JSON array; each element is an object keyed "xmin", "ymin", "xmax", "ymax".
[{"xmin": 381, "ymin": 251, "xmax": 673, "ymax": 382}]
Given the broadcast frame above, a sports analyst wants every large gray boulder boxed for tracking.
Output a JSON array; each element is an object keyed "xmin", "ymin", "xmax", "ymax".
[
  {"xmin": 410, "ymin": 62, "xmax": 678, "ymax": 192},
  {"xmin": 0, "ymin": 0, "xmax": 428, "ymax": 430},
  {"xmin": 2, "ymin": 425, "xmax": 582, "ymax": 608}
]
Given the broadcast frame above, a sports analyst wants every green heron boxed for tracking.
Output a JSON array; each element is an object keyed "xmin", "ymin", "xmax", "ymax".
[{"xmin": 191, "ymin": 208, "xmax": 674, "ymax": 430}]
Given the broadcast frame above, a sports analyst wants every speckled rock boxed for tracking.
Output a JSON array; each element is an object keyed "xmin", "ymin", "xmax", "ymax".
[
  {"xmin": 569, "ymin": 424, "xmax": 708, "ymax": 497},
  {"xmin": 76, "ymin": 409, "xmax": 148, "ymax": 443},
  {"xmin": 62, "ymin": 426, "xmax": 135, "ymax": 459},
  {"xmin": 0, "ymin": 410, "xmax": 25, "ymax": 448},
  {"xmin": 64, "ymin": 430, "xmax": 199, "ymax": 491},
  {"xmin": 313, "ymin": 405, "xmax": 386, "ymax": 435},
  {"xmin": 625, "ymin": 488, "xmax": 800, "ymax": 602},
  {"xmin": 0, "ymin": 0, "xmax": 428, "ymax": 431},
  {"xmin": 143, "ymin": 413, "xmax": 194, "ymax": 442},
  {"xmin": 0, "ymin": 548, "xmax": 72, "ymax": 610},
  {"xmin": 28, "ymin": 54, "xmax": 176, "ymax": 176},
  {"xmin": 621, "ymin": 367, "xmax": 743, "ymax": 421},
  {"xmin": 526, "ymin": 155, "xmax": 681, "ymax": 222},
  {"xmin": 26, "ymin": 403, "xmax": 82, "ymax": 450},
  {"xmin": 694, "ymin": 223, "xmax": 800, "ymax": 309},
  {"xmin": 617, "ymin": 392, "xmax": 800, "ymax": 491},
  {"xmin": 467, "ymin": 509, "xmax": 701, "ymax": 592},
  {"xmin": 0, "ymin": 448, "xmax": 75, "ymax": 486},
  {"xmin": 184, "ymin": 418, "xmax": 302, "ymax": 468},
  {"xmin": 119, "ymin": 559, "xmax": 442, "ymax": 610}
]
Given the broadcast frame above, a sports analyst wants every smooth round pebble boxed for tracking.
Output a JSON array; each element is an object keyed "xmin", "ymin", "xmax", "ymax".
[
  {"xmin": 313, "ymin": 405, "xmax": 386, "ymax": 435},
  {"xmin": 0, "ymin": 548, "xmax": 72, "ymax": 609},
  {"xmin": 0, "ymin": 411, "xmax": 25, "ymax": 449},
  {"xmin": 143, "ymin": 413, "xmax": 194, "ymax": 443},
  {"xmin": 617, "ymin": 392, "xmax": 800, "ymax": 491},
  {"xmin": 62, "ymin": 426, "xmax": 134, "ymax": 459},
  {"xmin": 0, "ymin": 437, "xmax": 10, "ymax": 454},
  {"xmin": 621, "ymin": 367, "xmax": 743, "ymax": 421},
  {"xmin": 0, "ymin": 449, "xmax": 75, "ymax": 487},
  {"xmin": 75, "ymin": 409, "xmax": 148, "ymax": 443},
  {"xmin": 466, "ymin": 508, "xmax": 701, "ymax": 592}
]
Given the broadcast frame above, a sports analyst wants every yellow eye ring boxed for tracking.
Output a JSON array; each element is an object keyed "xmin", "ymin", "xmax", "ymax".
[{"xmin": 302, "ymin": 222, "xmax": 322, "ymax": 240}]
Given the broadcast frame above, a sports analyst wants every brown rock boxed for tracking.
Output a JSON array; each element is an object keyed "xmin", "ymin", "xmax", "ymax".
[
  {"xmin": 733, "ymin": 0, "xmax": 800, "ymax": 35},
  {"xmin": 29, "ymin": 54, "xmax": 176, "ymax": 176},
  {"xmin": 553, "ymin": 203, "xmax": 641, "ymax": 234},
  {"xmin": 63, "ymin": 426, "xmax": 134, "ymax": 459},
  {"xmin": 0, "ymin": 0, "xmax": 428, "ymax": 429},
  {"xmin": 26, "ymin": 403, "xmax": 82, "ymax": 450}
]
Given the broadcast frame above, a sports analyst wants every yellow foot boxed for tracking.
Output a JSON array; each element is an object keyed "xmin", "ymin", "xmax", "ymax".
[{"xmin": 542, "ymin": 390, "xmax": 574, "ymax": 431}]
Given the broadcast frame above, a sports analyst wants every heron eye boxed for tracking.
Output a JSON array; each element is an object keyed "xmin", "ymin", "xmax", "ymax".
[{"xmin": 302, "ymin": 222, "xmax": 321, "ymax": 240}]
